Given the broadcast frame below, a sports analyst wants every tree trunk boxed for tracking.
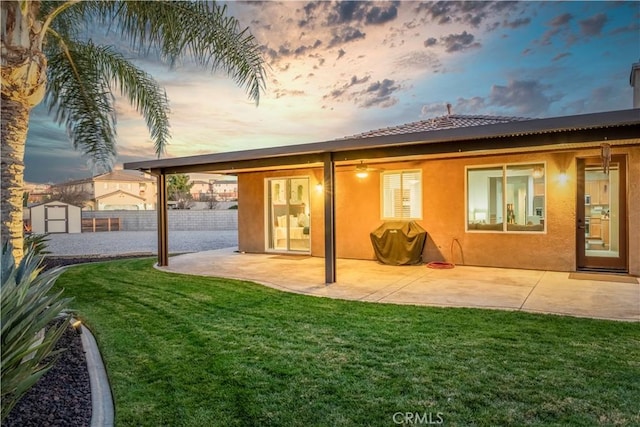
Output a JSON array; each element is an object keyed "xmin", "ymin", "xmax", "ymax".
[
  {"xmin": 1, "ymin": 0, "xmax": 47, "ymax": 262},
  {"xmin": 1, "ymin": 102, "xmax": 30, "ymax": 261}
]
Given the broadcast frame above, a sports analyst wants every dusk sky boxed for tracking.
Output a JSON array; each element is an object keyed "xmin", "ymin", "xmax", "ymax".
[{"xmin": 24, "ymin": 1, "xmax": 640, "ymax": 183}]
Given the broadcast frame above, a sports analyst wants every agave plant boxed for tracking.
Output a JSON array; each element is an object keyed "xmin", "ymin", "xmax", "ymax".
[
  {"xmin": 0, "ymin": 242, "xmax": 72, "ymax": 421},
  {"xmin": 23, "ymin": 233, "xmax": 51, "ymax": 256}
]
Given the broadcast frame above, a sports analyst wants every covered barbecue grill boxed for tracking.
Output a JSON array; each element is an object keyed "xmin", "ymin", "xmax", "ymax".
[{"xmin": 370, "ymin": 221, "xmax": 427, "ymax": 265}]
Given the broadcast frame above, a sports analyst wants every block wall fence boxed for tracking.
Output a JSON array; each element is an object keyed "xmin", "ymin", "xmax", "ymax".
[{"xmin": 82, "ymin": 210, "xmax": 238, "ymax": 231}]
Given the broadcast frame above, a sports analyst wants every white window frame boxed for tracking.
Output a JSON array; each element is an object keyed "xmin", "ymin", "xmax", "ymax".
[
  {"xmin": 465, "ymin": 162, "xmax": 546, "ymax": 233},
  {"xmin": 380, "ymin": 169, "xmax": 422, "ymax": 220}
]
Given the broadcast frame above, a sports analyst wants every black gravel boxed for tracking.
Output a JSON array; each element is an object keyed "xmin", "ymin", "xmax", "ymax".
[
  {"xmin": 4, "ymin": 255, "xmax": 154, "ymax": 426},
  {"xmin": 4, "ymin": 321, "xmax": 92, "ymax": 427}
]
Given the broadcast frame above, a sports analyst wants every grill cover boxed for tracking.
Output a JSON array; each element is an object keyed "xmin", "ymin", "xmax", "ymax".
[{"xmin": 370, "ymin": 221, "xmax": 427, "ymax": 265}]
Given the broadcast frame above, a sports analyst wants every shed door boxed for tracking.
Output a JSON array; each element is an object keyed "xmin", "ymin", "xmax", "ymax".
[
  {"xmin": 45, "ymin": 205, "xmax": 68, "ymax": 233},
  {"xmin": 576, "ymin": 156, "xmax": 627, "ymax": 272}
]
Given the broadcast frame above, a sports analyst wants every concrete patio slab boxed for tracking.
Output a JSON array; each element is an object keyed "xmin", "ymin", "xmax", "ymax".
[{"xmin": 159, "ymin": 248, "xmax": 639, "ymax": 322}]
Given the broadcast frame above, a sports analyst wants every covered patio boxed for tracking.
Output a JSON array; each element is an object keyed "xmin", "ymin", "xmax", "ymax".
[{"xmin": 159, "ymin": 248, "xmax": 639, "ymax": 322}]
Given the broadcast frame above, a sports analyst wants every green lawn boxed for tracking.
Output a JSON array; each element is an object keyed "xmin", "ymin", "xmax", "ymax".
[{"xmin": 56, "ymin": 259, "xmax": 639, "ymax": 426}]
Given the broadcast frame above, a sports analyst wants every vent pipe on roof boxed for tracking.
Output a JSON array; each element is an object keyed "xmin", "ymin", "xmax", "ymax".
[
  {"xmin": 446, "ymin": 103, "xmax": 452, "ymax": 115},
  {"xmin": 631, "ymin": 62, "xmax": 640, "ymax": 108}
]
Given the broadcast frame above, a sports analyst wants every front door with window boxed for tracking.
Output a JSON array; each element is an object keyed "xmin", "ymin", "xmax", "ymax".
[
  {"xmin": 576, "ymin": 155, "xmax": 627, "ymax": 272},
  {"xmin": 266, "ymin": 177, "xmax": 310, "ymax": 253}
]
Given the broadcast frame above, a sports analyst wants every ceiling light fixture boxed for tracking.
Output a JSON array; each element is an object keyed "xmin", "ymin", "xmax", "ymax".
[
  {"xmin": 532, "ymin": 166, "xmax": 544, "ymax": 179},
  {"xmin": 355, "ymin": 161, "xmax": 369, "ymax": 178}
]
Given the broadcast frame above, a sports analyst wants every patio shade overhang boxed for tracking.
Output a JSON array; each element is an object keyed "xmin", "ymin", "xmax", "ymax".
[
  {"xmin": 124, "ymin": 109, "xmax": 640, "ymax": 176},
  {"xmin": 123, "ymin": 108, "xmax": 640, "ymax": 282}
]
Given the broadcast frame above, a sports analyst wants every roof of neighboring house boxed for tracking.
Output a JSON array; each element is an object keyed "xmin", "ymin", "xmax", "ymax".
[
  {"xmin": 93, "ymin": 170, "xmax": 155, "ymax": 182},
  {"xmin": 95, "ymin": 190, "xmax": 146, "ymax": 201},
  {"xmin": 343, "ymin": 114, "xmax": 529, "ymax": 139},
  {"xmin": 54, "ymin": 170, "xmax": 155, "ymax": 187},
  {"xmin": 124, "ymin": 109, "xmax": 640, "ymax": 174}
]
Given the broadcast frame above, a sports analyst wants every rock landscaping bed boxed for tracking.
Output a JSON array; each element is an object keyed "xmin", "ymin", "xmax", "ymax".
[
  {"xmin": 4, "ymin": 322, "xmax": 91, "ymax": 427},
  {"xmin": 5, "ymin": 255, "xmax": 140, "ymax": 426}
]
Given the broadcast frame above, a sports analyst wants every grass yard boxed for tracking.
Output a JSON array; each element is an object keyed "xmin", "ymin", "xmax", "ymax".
[{"xmin": 56, "ymin": 258, "xmax": 639, "ymax": 426}]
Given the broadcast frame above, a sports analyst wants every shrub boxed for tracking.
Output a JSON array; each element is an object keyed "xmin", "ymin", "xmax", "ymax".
[{"xmin": 0, "ymin": 243, "xmax": 72, "ymax": 421}]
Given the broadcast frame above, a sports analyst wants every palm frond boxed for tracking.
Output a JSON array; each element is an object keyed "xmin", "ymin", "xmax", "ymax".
[
  {"xmin": 94, "ymin": 1, "xmax": 267, "ymax": 104},
  {"xmin": 44, "ymin": 38, "xmax": 117, "ymax": 169}
]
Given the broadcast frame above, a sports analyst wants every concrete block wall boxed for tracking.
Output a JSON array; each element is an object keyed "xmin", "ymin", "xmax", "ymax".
[{"xmin": 82, "ymin": 210, "xmax": 238, "ymax": 231}]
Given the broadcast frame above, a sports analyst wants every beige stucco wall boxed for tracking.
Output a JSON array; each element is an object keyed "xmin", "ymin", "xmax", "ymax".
[
  {"xmin": 94, "ymin": 180, "xmax": 156, "ymax": 207},
  {"xmin": 98, "ymin": 192, "xmax": 147, "ymax": 210},
  {"xmin": 238, "ymin": 144, "xmax": 640, "ymax": 275}
]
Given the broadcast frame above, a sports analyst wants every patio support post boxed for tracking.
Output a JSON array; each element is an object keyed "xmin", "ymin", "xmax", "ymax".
[
  {"xmin": 323, "ymin": 153, "xmax": 336, "ymax": 284},
  {"xmin": 156, "ymin": 170, "xmax": 169, "ymax": 267}
]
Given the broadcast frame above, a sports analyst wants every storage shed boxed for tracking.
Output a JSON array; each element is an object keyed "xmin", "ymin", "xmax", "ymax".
[{"xmin": 29, "ymin": 201, "xmax": 82, "ymax": 234}]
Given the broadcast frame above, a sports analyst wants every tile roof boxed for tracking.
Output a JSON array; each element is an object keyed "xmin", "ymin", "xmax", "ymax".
[
  {"xmin": 93, "ymin": 170, "xmax": 155, "ymax": 182},
  {"xmin": 343, "ymin": 114, "xmax": 530, "ymax": 139}
]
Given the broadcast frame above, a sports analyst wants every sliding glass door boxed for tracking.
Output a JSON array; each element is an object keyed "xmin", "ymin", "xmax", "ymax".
[{"xmin": 266, "ymin": 177, "xmax": 310, "ymax": 252}]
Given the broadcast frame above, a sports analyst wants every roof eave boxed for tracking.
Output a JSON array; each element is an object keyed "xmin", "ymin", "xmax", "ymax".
[{"xmin": 124, "ymin": 109, "xmax": 640, "ymax": 173}]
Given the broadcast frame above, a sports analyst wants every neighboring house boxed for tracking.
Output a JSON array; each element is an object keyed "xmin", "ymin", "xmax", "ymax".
[
  {"xmin": 125, "ymin": 108, "xmax": 640, "ymax": 281},
  {"xmin": 53, "ymin": 170, "xmax": 157, "ymax": 210},
  {"xmin": 191, "ymin": 179, "xmax": 238, "ymax": 201},
  {"xmin": 24, "ymin": 182, "xmax": 53, "ymax": 204}
]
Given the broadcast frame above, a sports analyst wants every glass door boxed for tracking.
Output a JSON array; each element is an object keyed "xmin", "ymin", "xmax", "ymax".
[
  {"xmin": 577, "ymin": 156, "xmax": 627, "ymax": 272},
  {"xmin": 267, "ymin": 177, "xmax": 310, "ymax": 253}
]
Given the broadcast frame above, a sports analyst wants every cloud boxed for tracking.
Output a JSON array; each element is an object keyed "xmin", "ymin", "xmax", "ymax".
[
  {"xmin": 503, "ymin": 17, "xmax": 531, "ymax": 29},
  {"xmin": 440, "ymin": 31, "xmax": 481, "ymax": 53},
  {"xmin": 328, "ymin": 26, "xmax": 366, "ymax": 48},
  {"xmin": 323, "ymin": 74, "xmax": 371, "ymax": 101},
  {"xmin": 539, "ymin": 12, "xmax": 573, "ymax": 46},
  {"xmin": 323, "ymin": 75, "xmax": 399, "ymax": 108},
  {"xmin": 273, "ymin": 88, "xmax": 306, "ymax": 99},
  {"xmin": 360, "ymin": 79, "xmax": 399, "ymax": 108},
  {"xmin": 423, "ymin": 37, "xmax": 437, "ymax": 47},
  {"xmin": 324, "ymin": 1, "xmax": 399, "ymax": 27},
  {"xmin": 579, "ymin": 13, "xmax": 607, "ymax": 36},
  {"xmin": 326, "ymin": 1, "xmax": 365, "ymax": 25},
  {"xmin": 349, "ymin": 75, "xmax": 370, "ymax": 86},
  {"xmin": 552, "ymin": 52, "xmax": 571, "ymax": 62},
  {"xmin": 293, "ymin": 39, "xmax": 323, "ymax": 56},
  {"xmin": 365, "ymin": 4, "xmax": 398, "ymax": 25},
  {"xmin": 416, "ymin": 1, "xmax": 519, "ymax": 28},
  {"xmin": 489, "ymin": 79, "xmax": 560, "ymax": 116},
  {"xmin": 550, "ymin": 12, "xmax": 573, "ymax": 27},
  {"xmin": 394, "ymin": 51, "xmax": 441, "ymax": 72}
]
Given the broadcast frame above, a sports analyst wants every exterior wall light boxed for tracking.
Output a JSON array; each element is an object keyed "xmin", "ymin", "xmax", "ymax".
[{"xmin": 558, "ymin": 172, "xmax": 568, "ymax": 185}]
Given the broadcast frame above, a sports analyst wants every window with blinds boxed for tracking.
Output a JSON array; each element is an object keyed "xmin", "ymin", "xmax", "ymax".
[{"xmin": 381, "ymin": 170, "xmax": 422, "ymax": 220}]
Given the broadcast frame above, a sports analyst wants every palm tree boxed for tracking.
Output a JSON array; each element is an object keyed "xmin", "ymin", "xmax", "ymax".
[{"xmin": 1, "ymin": 1, "xmax": 266, "ymax": 262}]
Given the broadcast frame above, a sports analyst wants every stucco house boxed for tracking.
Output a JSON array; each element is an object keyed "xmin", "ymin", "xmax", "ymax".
[
  {"xmin": 125, "ymin": 108, "xmax": 639, "ymax": 282},
  {"xmin": 191, "ymin": 178, "xmax": 238, "ymax": 201},
  {"xmin": 52, "ymin": 170, "xmax": 157, "ymax": 210}
]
